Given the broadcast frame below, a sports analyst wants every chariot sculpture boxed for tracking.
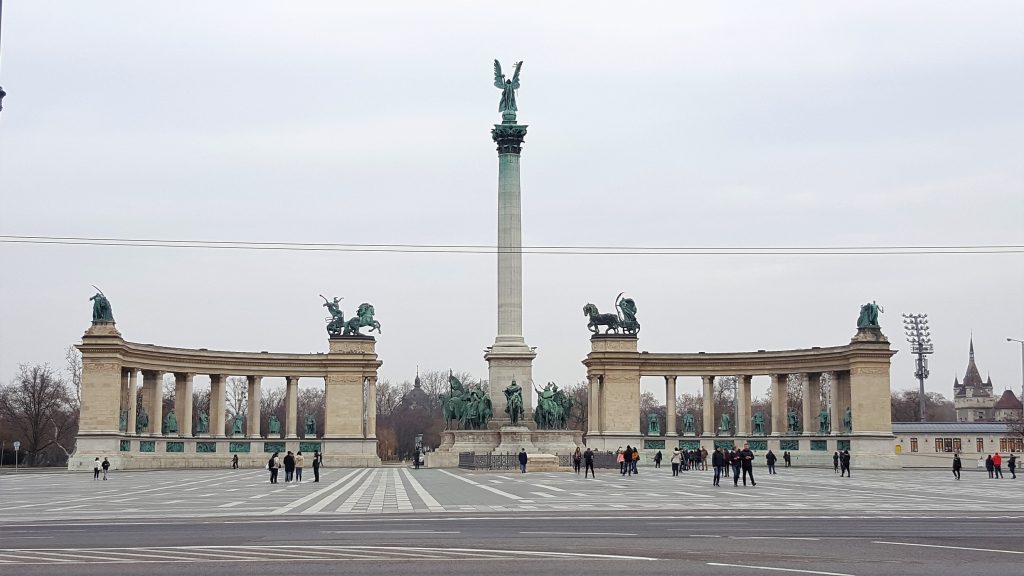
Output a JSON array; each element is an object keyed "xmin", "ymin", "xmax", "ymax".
[
  {"xmin": 321, "ymin": 295, "xmax": 381, "ymax": 337},
  {"xmin": 584, "ymin": 292, "xmax": 640, "ymax": 335}
]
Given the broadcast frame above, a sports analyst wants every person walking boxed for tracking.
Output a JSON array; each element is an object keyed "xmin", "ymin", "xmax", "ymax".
[
  {"xmin": 518, "ymin": 448, "xmax": 528, "ymax": 473},
  {"xmin": 739, "ymin": 443, "xmax": 756, "ymax": 487},
  {"xmin": 701, "ymin": 447, "xmax": 709, "ymax": 470},
  {"xmin": 631, "ymin": 446, "xmax": 640, "ymax": 475},
  {"xmin": 101, "ymin": 457, "xmax": 110, "ymax": 480},
  {"xmin": 583, "ymin": 447, "xmax": 595, "ymax": 478},
  {"xmin": 232, "ymin": 454, "xmax": 239, "ymax": 469},
  {"xmin": 573, "ymin": 447, "xmax": 583, "ymax": 475},
  {"xmin": 268, "ymin": 452, "xmax": 280, "ymax": 484},
  {"xmin": 783, "ymin": 451, "xmax": 791, "ymax": 467},
  {"xmin": 985, "ymin": 455, "xmax": 994, "ymax": 478},
  {"xmin": 617, "ymin": 447, "xmax": 626, "ymax": 475},
  {"xmin": 312, "ymin": 451, "xmax": 321, "ymax": 483},
  {"xmin": 670, "ymin": 448, "xmax": 681, "ymax": 477},
  {"xmin": 731, "ymin": 449, "xmax": 741, "ymax": 481},
  {"xmin": 623, "ymin": 445, "xmax": 633, "ymax": 476},
  {"xmin": 840, "ymin": 450, "xmax": 851, "ymax": 477},
  {"xmin": 765, "ymin": 450, "xmax": 777, "ymax": 475},
  {"xmin": 833, "ymin": 451, "xmax": 840, "ymax": 473},
  {"xmin": 1008, "ymin": 452, "xmax": 1017, "ymax": 479},
  {"xmin": 653, "ymin": 450, "xmax": 662, "ymax": 469},
  {"xmin": 294, "ymin": 451, "xmax": 304, "ymax": 482},
  {"xmin": 283, "ymin": 451, "xmax": 296, "ymax": 482},
  {"xmin": 413, "ymin": 447, "xmax": 421, "ymax": 470},
  {"xmin": 952, "ymin": 452, "xmax": 962, "ymax": 480},
  {"xmin": 992, "ymin": 453, "xmax": 1003, "ymax": 479},
  {"xmin": 711, "ymin": 447, "xmax": 725, "ymax": 487},
  {"xmin": 93, "ymin": 457, "xmax": 101, "ymax": 480}
]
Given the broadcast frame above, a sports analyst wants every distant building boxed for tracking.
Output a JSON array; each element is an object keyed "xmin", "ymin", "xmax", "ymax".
[{"xmin": 952, "ymin": 338, "xmax": 1008, "ymax": 422}]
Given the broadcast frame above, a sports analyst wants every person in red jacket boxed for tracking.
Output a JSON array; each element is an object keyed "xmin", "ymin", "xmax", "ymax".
[{"xmin": 992, "ymin": 452, "xmax": 1004, "ymax": 479}]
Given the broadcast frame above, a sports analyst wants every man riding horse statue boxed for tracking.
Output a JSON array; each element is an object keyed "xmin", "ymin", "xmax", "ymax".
[
  {"xmin": 320, "ymin": 295, "xmax": 381, "ymax": 337},
  {"xmin": 584, "ymin": 292, "xmax": 640, "ymax": 335}
]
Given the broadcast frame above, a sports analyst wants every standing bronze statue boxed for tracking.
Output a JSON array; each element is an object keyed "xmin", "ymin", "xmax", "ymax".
[
  {"xmin": 504, "ymin": 379, "xmax": 525, "ymax": 425},
  {"xmin": 857, "ymin": 301, "xmax": 884, "ymax": 329},
  {"xmin": 89, "ymin": 286, "xmax": 114, "ymax": 322},
  {"xmin": 493, "ymin": 59, "xmax": 523, "ymax": 122}
]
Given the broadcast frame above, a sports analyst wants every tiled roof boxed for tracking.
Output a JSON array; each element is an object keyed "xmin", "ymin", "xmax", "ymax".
[
  {"xmin": 993, "ymin": 389, "xmax": 1023, "ymax": 410},
  {"xmin": 892, "ymin": 422, "xmax": 1010, "ymax": 434}
]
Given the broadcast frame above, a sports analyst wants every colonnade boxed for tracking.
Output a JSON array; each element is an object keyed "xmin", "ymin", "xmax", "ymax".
[
  {"xmin": 116, "ymin": 371, "xmax": 377, "ymax": 439},
  {"xmin": 583, "ymin": 331, "xmax": 895, "ymax": 443}
]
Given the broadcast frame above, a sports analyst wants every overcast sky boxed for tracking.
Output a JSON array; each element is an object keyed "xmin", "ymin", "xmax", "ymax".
[{"xmin": 1, "ymin": 1, "xmax": 1022, "ymax": 404}]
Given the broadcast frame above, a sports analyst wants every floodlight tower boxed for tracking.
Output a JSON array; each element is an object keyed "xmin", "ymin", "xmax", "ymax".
[{"xmin": 902, "ymin": 313, "xmax": 933, "ymax": 422}]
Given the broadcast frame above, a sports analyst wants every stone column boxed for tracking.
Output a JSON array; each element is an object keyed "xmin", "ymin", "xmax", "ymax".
[
  {"xmin": 247, "ymin": 375, "xmax": 262, "ymax": 438},
  {"xmin": 800, "ymin": 373, "xmax": 814, "ymax": 434},
  {"xmin": 285, "ymin": 376, "xmax": 299, "ymax": 439},
  {"xmin": 736, "ymin": 375, "xmax": 752, "ymax": 436},
  {"xmin": 702, "ymin": 376, "xmax": 715, "ymax": 436},
  {"xmin": 174, "ymin": 372, "xmax": 194, "ymax": 437},
  {"xmin": 769, "ymin": 373, "xmax": 786, "ymax": 435},
  {"xmin": 829, "ymin": 371, "xmax": 846, "ymax": 435},
  {"xmin": 665, "ymin": 376, "xmax": 677, "ymax": 436},
  {"xmin": 209, "ymin": 375, "xmax": 226, "ymax": 437},
  {"xmin": 143, "ymin": 370, "xmax": 163, "ymax": 435},
  {"xmin": 587, "ymin": 375, "xmax": 600, "ymax": 435},
  {"xmin": 366, "ymin": 376, "xmax": 378, "ymax": 439},
  {"xmin": 485, "ymin": 120, "xmax": 536, "ymax": 423},
  {"xmin": 120, "ymin": 369, "xmax": 131, "ymax": 433},
  {"xmin": 125, "ymin": 369, "xmax": 138, "ymax": 435}
]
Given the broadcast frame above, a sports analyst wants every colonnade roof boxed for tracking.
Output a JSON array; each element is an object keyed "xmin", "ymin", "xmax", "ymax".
[
  {"xmin": 80, "ymin": 336, "xmax": 380, "ymax": 378},
  {"xmin": 585, "ymin": 341, "xmax": 896, "ymax": 377}
]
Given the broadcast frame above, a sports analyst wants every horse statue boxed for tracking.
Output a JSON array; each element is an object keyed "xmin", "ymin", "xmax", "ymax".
[
  {"xmin": 584, "ymin": 303, "xmax": 621, "ymax": 334},
  {"xmin": 343, "ymin": 303, "xmax": 381, "ymax": 336},
  {"xmin": 440, "ymin": 372, "xmax": 467, "ymax": 429}
]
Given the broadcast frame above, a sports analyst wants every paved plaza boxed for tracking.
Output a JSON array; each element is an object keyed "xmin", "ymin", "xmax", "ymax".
[{"xmin": 2, "ymin": 465, "xmax": 1022, "ymax": 521}]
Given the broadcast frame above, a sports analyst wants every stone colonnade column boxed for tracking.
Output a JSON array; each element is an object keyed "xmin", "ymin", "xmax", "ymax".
[
  {"xmin": 367, "ymin": 376, "xmax": 377, "ymax": 439},
  {"xmin": 285, "ymin": 376, "xmax": 299, "ymax": 438},
  {"xmin": 586, "ymin": 375, "xmax": 597, "ymax": 435},
  {"xmin": 831, "ymin": 370, "xmax": 851, "ymax": 434},
  {"xmin": 701, "ymin": 376, "xmax": 714, "ymax": 436},
  {"xmin": 247, "ymin": 375, "xmax": 262, "ymax": 438},
  {"xmin": 174, "ymin": 372, "xmax": 194, "ymax": 437},
  {"xmin": 736, "ymin": 375, "xmax": 752, "ymax": 436},
  {"xmin": 769, "ymin": 373, "xmax": 786, "ymax": 435},
  {"xmin": 801, "ymin": 373, "xmax": 823, "ymax": 434},
  {"xmin": 143, "ymin": 370, "xmax": 163, "ymax": 435},
  {"xmin": 122, "ymin": 369, "xmax": 137, "ymax": 434},
  {"xmin": 664, "ymin": 376, "xmax": 677, "ymax": 436},
  {"xmin": 209, "ymin": 375, "xmax": 226, "ymax": 437}
]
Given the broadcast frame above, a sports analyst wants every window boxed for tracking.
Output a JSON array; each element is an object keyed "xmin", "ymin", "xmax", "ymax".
[
  {"xmin": 953, "ymin": 438, "xmax": 962, "ymax": 451},
  {"xmin": 910, "ymin": 438, "xmax": 918, "ymax": 452},
  {"xmin": 999, "ymin": 438, "xmax": 1024, "ymax": 452},
  {"xmin": 933, "ymin": 438, "xmax": 959, "ymax": 453},
  {"xmin": 977, "ymin": 438, "xmax": 985, "ymax": 452}
]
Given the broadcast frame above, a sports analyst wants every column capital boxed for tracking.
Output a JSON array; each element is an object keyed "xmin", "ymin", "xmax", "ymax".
[
  {"xmin": 492, "ymin": 123, "xmax": 528, "ymax": 154},
  {"xmin": 664, "ymin": 375, "xmax": 677, "ymax": 383}
]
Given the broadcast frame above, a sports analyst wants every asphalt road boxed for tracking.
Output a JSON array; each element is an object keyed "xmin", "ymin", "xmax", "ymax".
[{"xmin": 2, "ymin": 512, "xmax": 1020, "ymax": 576}]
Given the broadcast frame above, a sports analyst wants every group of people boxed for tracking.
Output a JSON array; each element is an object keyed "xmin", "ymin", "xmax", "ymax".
[
  {"xmin": 980, "ymin": 452, "xmax": 1016, "ymax": 479},
  {"xmin": 92, "ymin": 457, "xmax": 110, "ymax": 480},
  {"xmin": 267, "ymin": 450, "xmax": 322, "ymax": 483},
  {"xmin": 662, "ymin": 447, "xmax": 707, "ymax": 474},
  {"xmin": 571, "ymin": 447, "xmax": 597, "ymax": 478},
  {"xmin": 831, "ymin": 450, "xmax": 852, "ymax": 476},
  {"xmin": 616, "ymin": 446, "xmax": 641, "ymax": 475}
]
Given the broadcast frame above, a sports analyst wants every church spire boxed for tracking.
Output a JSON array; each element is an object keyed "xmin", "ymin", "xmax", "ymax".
[{"xmin": 970, "ymin": 335, "xmax": 975, "ymax": 360}]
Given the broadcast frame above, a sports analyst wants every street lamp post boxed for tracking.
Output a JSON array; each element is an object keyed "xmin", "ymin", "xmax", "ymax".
[
  {"xmin": 903, "ymin": 314, "xmax": 934, "ymax": 422},
  {"xmin": 1008, "ymin": 338, "xmax": 1024, "ymax": 418}
]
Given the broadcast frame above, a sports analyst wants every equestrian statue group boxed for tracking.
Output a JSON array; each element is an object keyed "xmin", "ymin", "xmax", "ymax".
[
  {"xmin": 584, "ymin": 292, "xmax": 640, "ymax": 335},
  {"xmin": 321, "ymin": 295, "xmax": 381, "ymax": 337},
  {"xmin": 439, "ymin": 371, "xmax": 493, "ymax": 430}
]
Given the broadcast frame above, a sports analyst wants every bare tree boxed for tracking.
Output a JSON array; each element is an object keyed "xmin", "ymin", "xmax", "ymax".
[
  {"xmin": 639, "ymin": 390, "xmax": 664, "ymax": 433},
  {"xmin": 260, "ymin": 386, "xmax": 285, "ymax": 435},
  {"xmin": 64, "ymin": 345, "xmax": 82, "ymax": 404},
  {"xmin": 0, "ymin": 364, "xmax": 78, "ymax": 466},
  {"xmin": 891, "ymin": 390, "xmax": 955, "ymax": 422},
  {"xmin": 162, "ymin": 374, "xmax": 176, "ymax": 424},
  {"xmin": 296, "ymin": 388, "xmax": 325, "ymax": 436},
  {"xmin": 677, "ymin": 392, "xmax": 704, "ymax": 433},
  {"xmin": 192, "ymin": 388, "xmax": 211, "ymax": 433},
  {"xmin": 563, "ymin": 380, "xmax": 588, "ymax": 432}
]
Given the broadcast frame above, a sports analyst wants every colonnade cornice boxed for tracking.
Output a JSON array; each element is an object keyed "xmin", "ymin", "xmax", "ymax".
[
  {"xmin": 82, "ymin": 339, "xmax": 380, "ymax": 379},
  {"xmin": 584, "ymin": 342, "xmax": 896, "ymax": 377}
]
